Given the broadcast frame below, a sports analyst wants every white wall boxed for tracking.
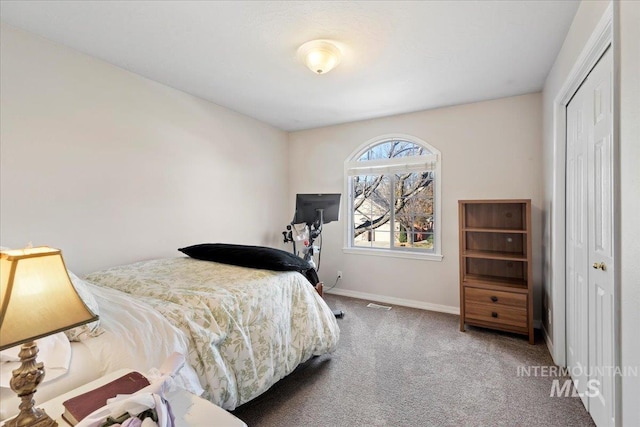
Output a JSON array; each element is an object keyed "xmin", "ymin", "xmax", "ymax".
[
  {"xmin": 0, "ymin": 24, "xmax": 289, "ymax": 275},
  {"xmin": 541, "ymin": 0, "xmax": 611, "ymax": 349},
  {"xmin": 289, "ymin": 93, "xmax": 543, "ymax": 316},
  {"xmin": 619, "ymin": 1, "xmax": 640, "ymax": 424},
  {"xmin": 542, "ymin": 0, "xmax": 639, "ymax": 423}
]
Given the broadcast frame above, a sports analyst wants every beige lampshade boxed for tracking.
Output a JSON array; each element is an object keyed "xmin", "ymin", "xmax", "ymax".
[{"xmin": 0, "ymin": 246, "xmax": 98, "ymax": 350}]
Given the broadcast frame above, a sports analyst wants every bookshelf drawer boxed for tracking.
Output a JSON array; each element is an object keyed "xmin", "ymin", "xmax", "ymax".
[
  {"xmin": 465, "ymin": 287, "xmax": 526, "ymax": 309},
  {"xmin": 464, "ymin": 301, "xmax": 527, "ymax": 329}
]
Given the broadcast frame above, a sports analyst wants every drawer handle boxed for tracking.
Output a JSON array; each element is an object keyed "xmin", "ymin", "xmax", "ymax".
[
  {"xmin": 491, "ymin": 312, "xmax": 498, "ymax": 318},
  {"xmin": 490, "ymin": 296, "xmax": 498, "ymax": 302}
]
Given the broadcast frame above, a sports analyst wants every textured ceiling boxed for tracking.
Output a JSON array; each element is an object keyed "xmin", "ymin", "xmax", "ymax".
[{"xmin": 0, "ymin": 1, "xmax": 579, "ymax": 131}]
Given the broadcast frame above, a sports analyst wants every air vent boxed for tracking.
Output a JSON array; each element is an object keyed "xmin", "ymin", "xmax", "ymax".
[{"xmin": 366, "ymin": 302, "xmax": 392, "ymax": 310}]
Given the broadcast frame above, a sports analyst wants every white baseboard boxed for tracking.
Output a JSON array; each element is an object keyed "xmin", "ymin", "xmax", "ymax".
[
  {"xmin": 325, "ymin": 288, "xmax": 460, "ymax": 315},
  {"xmin": 326, "ymin": 288, "xmax": 543, "ymax": 331},
  {"xmin": 541, "ymin": 322, "xmax": 557, "ymax": 363}
]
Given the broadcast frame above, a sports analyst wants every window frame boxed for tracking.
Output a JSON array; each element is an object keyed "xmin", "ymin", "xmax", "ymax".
[{"xmin": 343, "ymin": 134, "xmax": 443, "ymax": 261}]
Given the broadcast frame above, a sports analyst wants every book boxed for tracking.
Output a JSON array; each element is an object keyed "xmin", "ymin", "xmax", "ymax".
[{"xmin": 62, "ymin": 371, "xmax": 150, "ymax": 426}]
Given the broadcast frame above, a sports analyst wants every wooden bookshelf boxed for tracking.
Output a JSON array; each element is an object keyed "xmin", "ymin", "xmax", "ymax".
[{"xmin": 459, "ymin": 199, "xmax": 533, "ymax": 344}]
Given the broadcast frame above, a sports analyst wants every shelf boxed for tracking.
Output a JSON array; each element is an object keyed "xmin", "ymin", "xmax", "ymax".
[
  {"xmin": 459, "ymin": 199, "xmax": 533, "ymax": 344},
  {"xmin": 462, "ymin": 250, "xmax": 527, "ymax": 261},
  {"xmin": 463, "ymin": 274, "xmax": 528, "ymax": 291},
  {"xmin": 463, "ymin": 227, "xmax": 527, "ymax": 234},
  {"xmin": 463, "ymin": 202, "xmax": 526, "ymax": 230}
]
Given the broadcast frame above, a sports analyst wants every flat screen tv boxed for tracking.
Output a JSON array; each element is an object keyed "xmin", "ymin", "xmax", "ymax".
[{"xmin": 294, "ymin": 193, "xmax": 341, "ymax": 226}]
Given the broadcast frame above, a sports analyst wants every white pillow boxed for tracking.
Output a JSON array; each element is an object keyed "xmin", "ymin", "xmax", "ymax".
[
  {"xmin": 0, "ymin": 332, "xmax": 71, "ymax": 387},
  {"xmin": 64, "ymin": 271, "xmax": 105, "ymax": 341}
]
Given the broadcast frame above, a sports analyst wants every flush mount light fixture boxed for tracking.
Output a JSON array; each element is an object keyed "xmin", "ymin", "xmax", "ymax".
[{"xmin": 298, "ymin": 39, "xmax": 342, "ymax": 75}]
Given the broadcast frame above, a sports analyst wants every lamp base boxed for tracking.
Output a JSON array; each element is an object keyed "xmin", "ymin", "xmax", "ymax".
[
  {"xmin": 5, "ymin": 342, "xmax": 57, "ymax": 427},
  {"xmin": 3, "ymin": 408, "xmax": 57, "ymax": 427}
]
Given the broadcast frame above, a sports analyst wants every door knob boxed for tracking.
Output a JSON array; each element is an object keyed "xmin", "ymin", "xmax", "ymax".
[{"xmin": 592, "ymin": 262, "xmax": 607, "ymax": 271}]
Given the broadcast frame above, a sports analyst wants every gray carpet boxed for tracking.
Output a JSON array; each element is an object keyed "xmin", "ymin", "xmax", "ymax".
[{"xmin": 231, "ymin": 295, "xmax": 594, "ymax": 426}]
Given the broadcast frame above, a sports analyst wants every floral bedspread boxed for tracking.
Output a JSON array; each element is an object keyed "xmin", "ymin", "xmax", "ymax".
[{"xmin": 84, "ymin": 257, "xmax": 339, "ymax": 409}]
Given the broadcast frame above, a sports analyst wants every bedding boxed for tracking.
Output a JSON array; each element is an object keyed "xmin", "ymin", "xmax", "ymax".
[
  {"xmin": 0, "ymin": 279, "xmax": 202, "ymax": 421},
  {"xmin": 65, "ymin": 271, "xmax": 104, "ymax": 341},
  {"xmin": 0, "ymin": 332, "xmax": 71, "ymax": 386},
  {"xmin": 84, "ymin": 257, "xmax": 340, "ymax": 410}
]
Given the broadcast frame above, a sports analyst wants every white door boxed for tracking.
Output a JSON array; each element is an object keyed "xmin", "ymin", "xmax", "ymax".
[
  {"xmin": 566, "ymin": 73, "xmax": 590, "ymax": 407},
  {"xmin": 565, "ymin": 47, "xmax": 615, "ymax": 427},
  {"xmin": 586, "ymin": 46, "xmax": 615, "ymax": 427}
]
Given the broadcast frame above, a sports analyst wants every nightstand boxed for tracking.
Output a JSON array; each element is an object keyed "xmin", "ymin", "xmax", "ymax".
[{"xmin": 11, "ymin": 369, "xmax": 246, "ymax": 427}]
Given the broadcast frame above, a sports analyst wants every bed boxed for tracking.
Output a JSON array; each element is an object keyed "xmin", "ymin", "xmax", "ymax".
[
  {"xmin": 1, "ymin": 255, "xmax": 339, "ymax": 420},
  {"xmin": 83, "ymin": 256, "xmax": 340, "ymax": 409}
]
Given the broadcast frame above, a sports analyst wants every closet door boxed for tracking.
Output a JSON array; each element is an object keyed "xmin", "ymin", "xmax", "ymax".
[
  {"xmin": 586, "ymin": 47, "xmax": 614, "ymax": 427},
  {"xmin": 565, "ymin": 46, "xmax": 614, "ymax": 427},
  {"xmin": 566, "ymin": 67, "xmax": 590, "ymax": 407}
]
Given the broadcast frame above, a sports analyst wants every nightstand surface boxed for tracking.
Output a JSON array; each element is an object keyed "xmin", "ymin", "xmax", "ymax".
[{"xmin": 27, "ymin": 369, "xmax": 247, "ymax": 427}]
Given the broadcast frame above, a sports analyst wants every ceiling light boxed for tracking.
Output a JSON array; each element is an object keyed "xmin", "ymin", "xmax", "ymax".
[{"xmin": 298, "ymin": 40, "xmax": 342, "ymax": 75}]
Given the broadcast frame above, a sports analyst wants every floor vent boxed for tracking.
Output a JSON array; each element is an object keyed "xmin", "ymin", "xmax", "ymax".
[{"xmin": 366, "ymin": 302, "xmax": 392, "ymax": 310}]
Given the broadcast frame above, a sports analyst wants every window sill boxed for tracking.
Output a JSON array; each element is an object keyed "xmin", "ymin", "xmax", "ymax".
[{"xmin": 342, "ymin": 247, "xmax": 443, "ymax": 261}]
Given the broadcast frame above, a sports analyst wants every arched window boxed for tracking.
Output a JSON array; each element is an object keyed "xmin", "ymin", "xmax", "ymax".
[{"xmin": 344, "ymin": 134, "xmax": 442, "ymax": 260}]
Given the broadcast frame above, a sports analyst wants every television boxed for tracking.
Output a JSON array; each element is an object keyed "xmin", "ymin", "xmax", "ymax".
[{"xmin": 294, "ymin": 193, "xmax": 341, "ymax": 226}]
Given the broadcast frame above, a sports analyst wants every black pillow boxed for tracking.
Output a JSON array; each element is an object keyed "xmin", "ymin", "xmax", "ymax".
[{"xmin": 178, "ymin": 243, "xmax": 314, "ymax": 274}]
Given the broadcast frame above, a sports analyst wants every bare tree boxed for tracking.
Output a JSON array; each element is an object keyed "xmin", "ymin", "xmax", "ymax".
[
  {"xmin": 394, "ymin": 177, "xmax": 434, "ymax": 245},
  {"xmin": 352, "ymin": 141, "xmax": 434, "ymax": 243}
]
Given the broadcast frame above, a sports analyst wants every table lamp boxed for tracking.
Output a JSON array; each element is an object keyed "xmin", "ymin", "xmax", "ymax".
[{"xmin": 0, "ymin": 247, "xmax": 99, "ymax": 427}]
